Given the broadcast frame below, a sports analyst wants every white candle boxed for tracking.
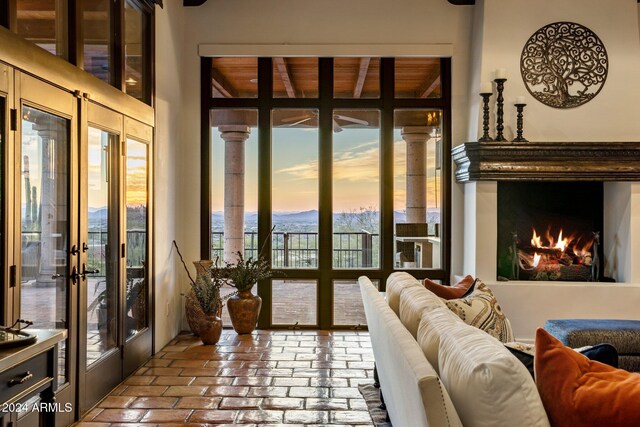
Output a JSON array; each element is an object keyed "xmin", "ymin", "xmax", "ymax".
[
  {"xmin": 515, "ymin": 96, "xmax": 526, "ymax": 104},
  {"xmin": 480, "ymin": 82, "xmax": 492, "ymax": 94},
  {"xmin": 495, "ymin": 68, "xmax": 507, "ymax": 79}
]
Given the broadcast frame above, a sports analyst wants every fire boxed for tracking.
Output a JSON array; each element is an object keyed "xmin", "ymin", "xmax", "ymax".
[
  {"xmin": 531, "ymin": 227, "xmax": 571, "ymax": 252},
  {"xmin": 532, "ymin": 252, "xmax": 541, "ymax": 268}
]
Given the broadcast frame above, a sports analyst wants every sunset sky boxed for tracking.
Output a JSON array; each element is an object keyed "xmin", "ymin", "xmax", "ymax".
[{"xmin": 211, "ymin": 124, "xmax": 441, "ymax": 214}]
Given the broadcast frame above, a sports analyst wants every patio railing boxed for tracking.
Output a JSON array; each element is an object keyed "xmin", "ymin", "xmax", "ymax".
[{"xmin": 211, "ymin": 231, "xmax": 380, "ymax": 268}]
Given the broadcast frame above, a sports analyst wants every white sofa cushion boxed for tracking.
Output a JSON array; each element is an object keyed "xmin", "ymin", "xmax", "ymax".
[
  {"xmin": 386, "ymin": 272, "xmax": 423, "ymax": 315},
  {"xmin": 399, "ymin": 285, "xmax": 447, "ymax": 338},
  {"xmin": 416, "ymin": 306, "xmax": 465, "ymax": 373},
  {"xmin": 438, "ymin": 323, "xmax": 550, "ymax": 427},
  {"xmin": 359, "ymin": 276, "xmax": 462, "ymax": 427}
]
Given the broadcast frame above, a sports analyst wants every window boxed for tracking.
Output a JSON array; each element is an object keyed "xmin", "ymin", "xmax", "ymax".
[
  {"xmin": 202, "ymin": 57, "xmax": 451, "ymax": 329},
  {"xmin": 1, "ymin": 0, "xmax": 154, "ymax": 104},
  {"xmin": 15, "ymin": 0, "xmax": 68, "ymax": 58}
]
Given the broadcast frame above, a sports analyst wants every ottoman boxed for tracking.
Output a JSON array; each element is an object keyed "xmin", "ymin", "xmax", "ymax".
[{"xmin": 544, "ymin": 319, "xmax": 640, "ymax": 372}]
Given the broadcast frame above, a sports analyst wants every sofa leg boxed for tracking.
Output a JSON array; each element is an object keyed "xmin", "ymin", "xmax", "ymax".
[
  {"xmin": 373, "ymin": 364, "xmax": 380, "ymax": 388},
  {"xmin": 379, "ymin": 389, "xmax": 386, "ymax": 410}
]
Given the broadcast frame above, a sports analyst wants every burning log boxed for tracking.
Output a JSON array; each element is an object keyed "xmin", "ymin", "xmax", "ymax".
[{"xmin": 513, "ymin": 226, "xmax": 598, "ymax": 281}]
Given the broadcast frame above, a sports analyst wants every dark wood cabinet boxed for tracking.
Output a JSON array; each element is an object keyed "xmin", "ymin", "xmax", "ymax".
[{"xmin": 0, "ymin": 331, "xmax": 66, "ymax": 427}]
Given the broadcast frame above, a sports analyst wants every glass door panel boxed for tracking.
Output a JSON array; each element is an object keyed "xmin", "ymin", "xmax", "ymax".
[
  {"xmin": 271, "ymin": 109, "xmax": 319, "ymax": 269},
  {"xmin": 125, "ymin": 138, "xmax": 148, "ymax": 340},
  {"xmin": 20, "ymin": 105, "xmax": 69, "ymax": 384},
  {"xmin": 332, "ymin": 110, "xmax": 380, "ymax": 269},
  {"xmin": 86, "ymin": 127, "xmax": 118, "ymax": 365}
]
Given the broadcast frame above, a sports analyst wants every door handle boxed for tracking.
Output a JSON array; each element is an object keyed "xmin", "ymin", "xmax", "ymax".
[
  {"xmin": 70, "ymin": 266, "xmax": 80, "ymax": 285},
  {"xmin": 53, "ymin": 266, "xmax": 80, "ymax": 285},
  {"xmin": 80, "ymin": 263, "xmax": 100, "ymax": 281}
]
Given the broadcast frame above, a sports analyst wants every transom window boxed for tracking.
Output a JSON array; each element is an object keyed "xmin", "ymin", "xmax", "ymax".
[{"xmin": 201, "ymin": 57, "xmax": 451, "ymax": 329}]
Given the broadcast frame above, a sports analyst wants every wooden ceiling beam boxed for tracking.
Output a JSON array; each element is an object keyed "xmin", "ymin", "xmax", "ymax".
[
  {"xmin": 447, "ymin": 0, "xmax": 475, "ymax": 4},
  {"xmin": 273, "ymin": 57, "xmax": 297, "ymax": 98},
  {"xmin": 211, "ymin": 68, "xmax": 238, "ymax": 98},
  {"xmin": 353, "ymin": 57, "xmax": 370, "ymax": 98},
  {"xmin": 417, "ymin": 75, "xmax": 441, "ymax": 98}
]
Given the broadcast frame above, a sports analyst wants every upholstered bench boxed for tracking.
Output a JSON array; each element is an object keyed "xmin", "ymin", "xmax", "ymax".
[{"xmin": 544, "ymin": 319, "xmax": 640, "ymax": 372}]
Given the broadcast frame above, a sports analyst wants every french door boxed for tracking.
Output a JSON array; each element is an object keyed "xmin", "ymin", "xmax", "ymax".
[
  {"xmin": 9, "ymin": 70, "xmax": 152, "ymax": 419},
  {"xmin": 77, "ymin": 104, "xmax": 153, "ymax": 412},
  {"xmin": 16, "ymin": 72, "xmax": 77, "ymax": 426}
]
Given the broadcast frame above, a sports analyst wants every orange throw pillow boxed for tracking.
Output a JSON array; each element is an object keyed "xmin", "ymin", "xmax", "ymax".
[
  {"xmin": 423, "ymin": 275, "xmax": 474, "ymax": 299},
  {"xmin": 534, "ymin": 328, "xmax": 640, "ymax": 427}
]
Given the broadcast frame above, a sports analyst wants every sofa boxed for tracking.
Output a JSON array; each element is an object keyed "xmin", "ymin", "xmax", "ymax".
[{"xmin": 359, "ymin": 272, "xmax": 550, "ymax": 427}]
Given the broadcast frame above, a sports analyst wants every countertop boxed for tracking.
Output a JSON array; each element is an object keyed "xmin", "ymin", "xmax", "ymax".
[{"xmin": 0, "ymin": 329, "xmax": 67, "ymax": 372}]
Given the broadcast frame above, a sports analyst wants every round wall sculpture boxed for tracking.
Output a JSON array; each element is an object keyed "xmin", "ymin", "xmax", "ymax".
[{"xmin": 520, "ymin": 22, "xmax": 608, "ymax": 109}]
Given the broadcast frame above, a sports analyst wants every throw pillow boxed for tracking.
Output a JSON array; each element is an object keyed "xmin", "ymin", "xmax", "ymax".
[
  {"xmin": 438, "ymin": 323, "xmax": 550, "ymax": 427},
  {"xmin": 506, "ymin": 341, "xmax": 619, "ymax": 378},
  {"xmin": 444, "ymin": 279, "xmax": 514, "ymax": 342},
  {"xmin": 534, "ymin": 328, "xmax": 640, "ymax": 427},
  {"xmin": 423, "ymin": 275, "xmax": 476, "ymax": 299}
]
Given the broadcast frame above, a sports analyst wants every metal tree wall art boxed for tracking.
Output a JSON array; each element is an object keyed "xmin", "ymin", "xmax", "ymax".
[{"xmin": 520, "ymin": 22, "xmax": 608, "ymax": 109}]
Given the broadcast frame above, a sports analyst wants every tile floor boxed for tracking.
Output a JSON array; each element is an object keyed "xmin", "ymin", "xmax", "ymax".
[{"xmin": 77, "ymin": 330, "xmax": 376, "ymax": 426}]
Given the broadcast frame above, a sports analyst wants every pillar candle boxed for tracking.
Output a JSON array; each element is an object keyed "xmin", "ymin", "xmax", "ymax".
[
  {"xmin": 480, "ymin": 82, "xmax": 492, "ymax": 94},
  {"xmin": 515, "ymin": 96, "xmax": 526, "ymax": 104},
  {"xmin": 495, "ymin": 68, "xmax": 507, "ymax": 79}
]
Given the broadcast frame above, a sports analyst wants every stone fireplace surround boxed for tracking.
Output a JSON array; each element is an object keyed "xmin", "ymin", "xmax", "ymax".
[{"xmin": 453, "ymin": 141, "xmax": 640, "ymax": 342}]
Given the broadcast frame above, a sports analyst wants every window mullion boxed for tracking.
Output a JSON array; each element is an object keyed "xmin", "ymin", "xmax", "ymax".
[
  {"xmin": 380, "ymin": 58, "xmax": 395, "ymax": 290},
  {"xmin": 317, "ymin": 57, "xmax": 333, "ymax": 329}
]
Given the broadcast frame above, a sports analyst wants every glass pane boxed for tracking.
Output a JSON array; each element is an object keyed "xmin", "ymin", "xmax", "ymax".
[
  {"xmin": 273, "ymin": 58, "xmax": 318, "ymax": 98},
  {"xmin": 20, "ymin": 106, "xmax": 69, "ymax": 384},
  {"xmin": 210, "ymin": 110, "xmax": 258, "ymax": 263},
  {"xmin": 86, "ymin": 128, "xmax": 117, "ymax": 366},
  {"xmin": 272, "ymin": 109, "xmax": 319, "ymax": 269},
  {"xmin": 333, "ymin": 280, "xmax": 378, "ymax": 326},
  {"xmin": 82, "ymin": 0, "xmax": 112, "ymax": 84},
  {"xmin": 393, "ymin": 110, "xmax": 443, "ymax": 270},
  {"xmin": 212, "ymin": 58, "xmax": 258, "ymax": 98},
  {"xmin": 125, "ymin": 139, "xmax": 147, "ymax": 339},
  {"xmin": 272, "ymin": 280, "xmax": 317, "ymax": 326},
  {"xmin": 334, "ymin": 58, "xmax": 380, "ymax": 98},
  {"xmin": 395, "ymin": 58, "xmax": 442, "ymax": 98},
  {"xmin": 333, "ymin": 110, "xmax": 380, "ymax": 269},
  {"xmin": 124, "ymin": 0, "xmax": 149, "ymax": 102},
  {"xmin": 210, "ymin": 110, "xmax": 258, "ymax": 325},
  {"xmin": 16, "ymin": 0, "xmax": 68, "ymax": 58}
]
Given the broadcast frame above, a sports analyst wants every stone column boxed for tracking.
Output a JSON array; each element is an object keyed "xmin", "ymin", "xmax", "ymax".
[
  {"xmin": 220, "ymin": 125, "xmax": 251, "ymax": 263},
  {"xmin": 401, "ymin": 126, "xmax": 432, "ymax": 224}
]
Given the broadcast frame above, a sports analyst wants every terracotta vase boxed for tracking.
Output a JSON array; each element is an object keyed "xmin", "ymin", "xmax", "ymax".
[
  {"xmin": 227, "ymin": 289, "xmax": 262, "ymax": 334},
  {"xmin": 198, "ymin": 314, "xmax": 223, "ymax": 345}
]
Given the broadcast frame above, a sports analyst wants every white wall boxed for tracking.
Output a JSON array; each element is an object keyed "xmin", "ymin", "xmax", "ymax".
[
  {"xmin": 153, "ymin": 2, "xmax": 186, "ymax": 350},
  {"xmin": 473, "ymin": 0, "xmax": 640, "ymax": 142}
]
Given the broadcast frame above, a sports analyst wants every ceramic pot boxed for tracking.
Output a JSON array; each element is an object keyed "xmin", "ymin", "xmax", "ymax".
[
  {"xmin": 227, "ymin": 289, "xmax": 262, "ymax": 334},
  {"xmin": 198, "ymin": 314, "xmax": 223, "ymax": 345}
]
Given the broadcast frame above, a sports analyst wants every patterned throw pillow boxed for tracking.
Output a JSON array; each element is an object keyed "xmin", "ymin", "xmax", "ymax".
[{"xmin": 444, "ymin": 279, "xmax": 514, "ymax": 342}]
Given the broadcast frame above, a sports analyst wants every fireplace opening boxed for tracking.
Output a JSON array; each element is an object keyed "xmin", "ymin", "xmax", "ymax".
[{"xmin": 497, "ymin": 182, "xmax": 605, "ymax": 282}]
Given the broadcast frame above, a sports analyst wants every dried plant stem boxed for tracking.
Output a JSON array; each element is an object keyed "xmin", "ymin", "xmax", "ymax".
[{"xmin": 172, "ymin": 240, "xmax": 196, "ymax": 286}]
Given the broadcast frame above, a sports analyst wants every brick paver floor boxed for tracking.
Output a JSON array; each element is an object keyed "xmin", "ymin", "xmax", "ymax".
[{"xmin": 77, "ymin": 330, "xmax": 375, "ymax": 426}]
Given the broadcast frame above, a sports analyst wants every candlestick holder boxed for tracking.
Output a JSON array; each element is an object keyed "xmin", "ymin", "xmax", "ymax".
[
  {"xmin": 494, "ymin": 78, "xmax": 507, "ymax": 141},
  {"xmin": 479, "ymin": 92, "xmax": 494, "ymax": 142},
  {"xmin": 513, "ymin": 103, "xmax": 528, "ymax": 142}
]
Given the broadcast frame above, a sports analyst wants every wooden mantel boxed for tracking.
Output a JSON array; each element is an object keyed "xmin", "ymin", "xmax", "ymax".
[{"xmin": 452, "ymin": 141, "xmax": 640, "ymax": 182}]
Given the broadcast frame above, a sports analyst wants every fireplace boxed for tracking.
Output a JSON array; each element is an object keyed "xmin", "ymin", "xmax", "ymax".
[{"xmin": 497, "ymin": 182, "xmax": 604, "ymax": 282}]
